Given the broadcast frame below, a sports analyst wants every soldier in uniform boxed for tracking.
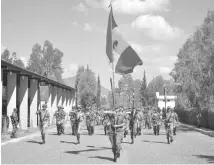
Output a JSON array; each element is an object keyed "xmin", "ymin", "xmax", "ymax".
[
  {"xmin": 108, "ymin": 108, "xmax": 125, "ymax": 162},
  {"xmin": 75, "ymin": 107, "xmax": 84, "ymax": 144},
  {"xmin": 165, "ymin": 107, "xmax": 178, "ymax": 144},
  {"xmin": 137, "ymin": 109, "xmax": 144, "ymax": 135},
  {"xmin": 69, "ymin": 107, "xmax": 76, "ymax": 135},
  {"xmin": 129, "ymin": 108, "xmax": 138, "ymax": 144},
  {"xmin": 36, "ymin": 104, "xmax": 50, "ymax": 144},
  {"xmin": 172, "ymin": 108, "xmax": 179, "ymax": 135},
  {"xmin": 151, "ymin": 108, "xmax": 161, "ymax": 135},
  {"xmin": 53, "ymin": 105, "xmax": 66, "ymax": 135},
  {"xmin": 123, "ymin": 111, "xmax": 130, "ymax": 138},
  {"xmin": 86, "ymin": 112, "xmax": 91, "ymax": 135},
  {"xmin": 103, "ymin": 115, "xmax": 110, "ymax": 135},
  {"xmin": 10, "ymin": 108, "xmax": 19, "ymax": 138}
]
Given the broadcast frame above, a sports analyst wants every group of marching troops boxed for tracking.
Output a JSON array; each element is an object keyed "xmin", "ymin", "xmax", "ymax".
[{"xmin": 10, "ymin": 103, "xmax": 179, "ymax": 162}]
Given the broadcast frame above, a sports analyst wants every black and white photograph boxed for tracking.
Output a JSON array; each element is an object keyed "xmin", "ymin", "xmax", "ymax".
[{"xmin": 1, "ymin": 0, "xmax": 214, "ymax": 164}]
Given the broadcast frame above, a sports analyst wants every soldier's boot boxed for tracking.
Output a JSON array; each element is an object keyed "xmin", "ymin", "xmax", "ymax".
[
  {"xmin": 77, "ymin": 133, "xmax": 80, "ymax": 144},
  {"xmin": 113, "ymin": 154, "xmax": 117, "ymax": 162},
  {"xmin": 153, "ymin": 127, "xmax": 156, "ymax": 135},
  {"xmin": 117, "ymin": 150, "xmax": 120, "ymax": 158},
  {"xmin": 139, "ymin": 128, "xmax": 141, "ymax": 135}
]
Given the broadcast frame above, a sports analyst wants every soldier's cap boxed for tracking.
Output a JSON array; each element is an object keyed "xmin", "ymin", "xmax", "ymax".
[{"xmin": 42, "ymin": 104, "xmax": 47, "ymax": 108}]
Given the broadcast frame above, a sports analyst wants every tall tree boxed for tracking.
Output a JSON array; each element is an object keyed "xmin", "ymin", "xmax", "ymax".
[
  {"xmin": 79, "ymin": 65, "xmax": 97, "ymax": 110},
  {"xmin": 75, "ymin": 66, "xmax": 85, "ymax": 108},
  {"xmin": 140, "ymin": 70, "xmax": 148, "ymax": 107},
  {"xmin": 96, "ymin": 75, "xmax": 101, "ymax": 109},
  {"xmin": 27, "ymin": 41, "xmax": 64, "ymax": 82}
]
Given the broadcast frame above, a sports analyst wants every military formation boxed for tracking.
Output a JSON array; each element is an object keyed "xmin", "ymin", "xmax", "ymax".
[{"xmin": 9, "ymin": 103, "xmax": 179, "ymax": 162}]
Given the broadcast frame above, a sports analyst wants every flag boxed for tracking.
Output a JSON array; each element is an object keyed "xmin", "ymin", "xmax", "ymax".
[{"xmin": 106, "ymin": 5, "xmax": 143, "ymax": 75}]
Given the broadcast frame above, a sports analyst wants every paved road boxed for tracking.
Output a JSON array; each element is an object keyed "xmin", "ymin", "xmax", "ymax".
[{"xmin": 2, "ymin": 124, "xmax": 214, "ymax": 164}]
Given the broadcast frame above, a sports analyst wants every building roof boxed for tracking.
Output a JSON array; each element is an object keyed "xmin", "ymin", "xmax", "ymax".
[{"xmin": 1, "ymin": 59, "xmax": 74, "ymax": 91}]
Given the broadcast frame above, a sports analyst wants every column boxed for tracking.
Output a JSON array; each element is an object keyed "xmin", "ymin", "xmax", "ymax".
[
  {"xmin": 19, "ymin": 76, "xmax": 28, "ymax": 130},
  {"xmin": 7, "ymin": 72, "xmax": 17, "ymax": 131},
  {"xmin": 47, "ymin": 84, "xmax": 52, "ymax": 125},
  {"xmin": 62, "ymin": 89, "xmax": 66, "ymax": 110},
  {"xmin": 51, "ymin": 86, "xmax": 57, "ymax": 125},
  {"xmin": 57, "ymin": 87, "xmax": 62, "ymax": 107},
  {"xmin": 29, "ymin": 79, "xmax": 38, "ymax": 128}
]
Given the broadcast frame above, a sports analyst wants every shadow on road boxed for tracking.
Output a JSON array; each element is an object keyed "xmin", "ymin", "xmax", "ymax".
[
  {"xmin": 88, "ymin": 156, "xmax": 113, "ymax": 162},
  {"xmin": 26, "ymin": 140, "xmax": 42, "ymax": 145},
  {"xmin": 65, "ymin": 146, "xmax": 111, "ymax": 155},
  {"xmin": 142, "ymin": 140, "xmax": 167, "ymax": 144},
  {"xmin": 60, "ymin": 141, "xmax": 78, "ymax": 145},
  {"xmin": 193, "ymin": 155, "xmax": 214, "ymax": 164}
]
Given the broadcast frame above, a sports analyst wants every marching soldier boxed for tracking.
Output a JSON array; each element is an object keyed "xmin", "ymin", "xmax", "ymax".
[
  {"xmin": 69, "ymin": 108, "xmax": 76, "ymax": 135},
  {"xmin": 123, "ymin": 111, "xmax": 130, "ymax": 138},
  {"xmin": 53, "ymin": 105, "xmax": 66, "ymax": 135},
  {"xmin": 86, "ymin": 112, "xmax": 91, "ymax": 135},
  {"xmin": 108, "ymin": 108, "xmax": 125, "ymax": 162},
  {"xmin": 10, "ymin": 108, "xmax": 19, "ymax": 138},
  {"xmin": 130, "ymin": 108, "xmax": 138, "ymax": 144},
  {"xmin": 103, "ymin": 115, "xmax": 110, "ymax": 135},
  {"xmin": 165, "ymin": 107, "xmax": 177, "ymax": 144},
  {"xmin": 151, "ymin": 108, "xmax": 161, "ymax": 135},
  {"xmin": 75, "ymin": 107, "xmax": 83, "ymax": 144},
  {"xmin": 172, "ymin": 108, "xmax": 179, "ymax": 135},
  {"xmin": 36, "ymin": 104, "xmax": 50, "ymax": 144},
  {"xmin": 137, "ymin": 109, "xmax": 144, "ymax": 135}
]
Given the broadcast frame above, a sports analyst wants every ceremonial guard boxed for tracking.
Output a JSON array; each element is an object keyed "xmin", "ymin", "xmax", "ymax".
[
  {"xmin": 53, "ymin": 105, "xmax": 66, "ymax": 135},
  {"xmin": 108, "ymin": 108, "xmax": 125, "ymax": 162},
  {"xmin": 36, "ymin": 104, "xmax": 50, "ymax": 144},
  {"xmin": 69, "ymin": 107, "xmax": 76, "ymax": 135},
  {"xmin": 10, "ymin": 108, "xmax": 19, "ymax": 138},
  {"xmin": 75, "ymin": 107, "xmax": 84, "ymax": 144},
  {"xmin": 129, "ymin": 108, "xmax": 138, "ymax": 144}
]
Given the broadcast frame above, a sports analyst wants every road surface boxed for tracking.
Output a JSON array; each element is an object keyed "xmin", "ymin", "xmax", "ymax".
[{"xmin": 2, "ymin": 124, "xmax": 214, "ymax": 164}]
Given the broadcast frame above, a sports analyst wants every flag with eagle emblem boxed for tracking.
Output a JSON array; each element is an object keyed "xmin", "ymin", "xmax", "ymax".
[{"xmin": 106, "ymin": 5, "xmax": 143, "ymax": 75}]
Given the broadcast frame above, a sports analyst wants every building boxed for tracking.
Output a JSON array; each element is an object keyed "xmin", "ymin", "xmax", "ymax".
[
  {"xmin": 156, "ymin": 92, "xmax": 177, "ymax": 110},
  {"xmin": 1, "ymin": 60, "xmax": 75, "ymax": 132}
]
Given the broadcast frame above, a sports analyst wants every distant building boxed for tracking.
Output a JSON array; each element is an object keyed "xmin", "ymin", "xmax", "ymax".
[{"xmin": 156, "ymin": 92, "xmax": 177, "ymax": 110}]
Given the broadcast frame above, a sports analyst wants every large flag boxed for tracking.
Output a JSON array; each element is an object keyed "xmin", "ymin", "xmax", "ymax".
[{"xmin": 106, "ymin": 5, "xmax": 143, "ymax": 75}]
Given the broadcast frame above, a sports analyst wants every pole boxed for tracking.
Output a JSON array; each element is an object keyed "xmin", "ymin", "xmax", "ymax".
[{"xmin": 164, "ymin": 87, "xmax": 167, "ymax": 110}]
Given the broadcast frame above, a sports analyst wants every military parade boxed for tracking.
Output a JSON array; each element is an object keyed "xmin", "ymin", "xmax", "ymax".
[{"xmin": 2, "ymin": 0, "xmax": 214, "ymax": 164}]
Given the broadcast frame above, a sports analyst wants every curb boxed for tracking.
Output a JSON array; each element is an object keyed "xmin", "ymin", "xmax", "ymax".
[
  {"xmin": 1, "ymin": 126, "xmax": 57, "ymax": 146},
  {"xmin": 180, "ymin": 123, "xmax": 214, "ymax": 137}
]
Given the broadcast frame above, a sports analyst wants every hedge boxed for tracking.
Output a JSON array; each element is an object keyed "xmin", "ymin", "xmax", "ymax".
[{"xmin": 175, "ymin": 106, "xmax": 214, "ymax": 130}]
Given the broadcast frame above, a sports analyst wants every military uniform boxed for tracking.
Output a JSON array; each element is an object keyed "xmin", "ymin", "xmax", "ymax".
[
  {"xmin": 165, "ymin": 108, "xmax": 177, "ymax": 144},
  {"xmin": 53, "ymin": 106, "xmax": 66, "ymax": 135},
  {"xmin": 152, "ymin": 109, "xmax": 161, "ymax": 135},
  {"xmin": 108, "ymin": 110, "xmax": 125, "ymax": 162},
  {"xmin": 75, "ymin": 109, "xmax": 84, "ymax": 144},
  {"xmin": 103, "ymin": 115, "xmax": 110, "ymax": 135},
  {"xmin": 129, "ymin": 109, "xmax": 138, "ymax": 144},
  {"xmin": 36, "ymin": 104, "xmax": 50, "ymax": 144},
  {"xmin": 69, "ymin": 110, "xmax": 76, "ymax": 135},
  {"xmin": 10, "ymin": 108, "xmax": 18, "ymax": 138}
]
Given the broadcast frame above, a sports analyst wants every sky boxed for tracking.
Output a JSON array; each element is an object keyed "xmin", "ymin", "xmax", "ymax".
[{"xmin": 1, "ymin": 0, "xmax": 214, "ymax": 90}]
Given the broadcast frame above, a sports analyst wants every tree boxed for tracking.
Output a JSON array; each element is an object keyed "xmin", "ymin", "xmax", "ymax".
[
  {"xmin": 170, "ymin": 10, "xmax": 214, "ymax": 109},
  {"xmin": 147, "ymin": 75, "xmax": 165, "ymax": 106},
  {"xmin": 27, "ymin": 40, "xmax": 64, "ymax": 82},
  {"xmin": 1, "ymin": 50, "xmax": 25, "ymax": 68},
  {"xmin": 96, "ymin": 75, "xmax": 101, "ymax": 109},
  {"xmin": 118, "ymin": 74, "xmax": 134, "ymax": 108},
  {"xmin": 79, "ymin": 65, "xmax": 97, "ymax": 110},
  {"xmin": 75, "ymin": 66, "xmax": 85, "ymax": 108},
  {"xmin": 140, "ymin": 70, "xmax": 148, "ymax": 106},
  {"xmin": 1, "ymin": 49, "xmax": 12, "ymax": 63}
]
